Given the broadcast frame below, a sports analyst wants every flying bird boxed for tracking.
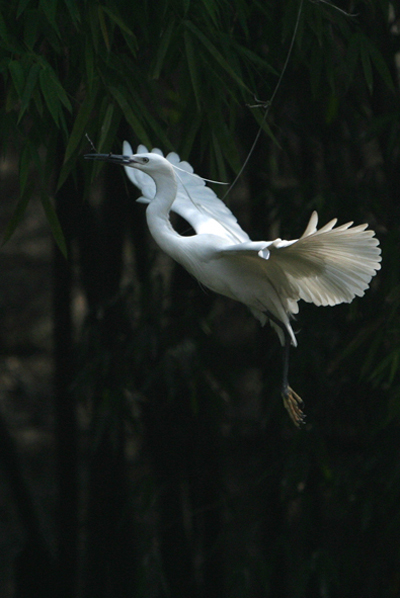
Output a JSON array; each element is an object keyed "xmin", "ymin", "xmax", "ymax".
[{"xmin": 85, "ymin": 143, "xmax": 381, "ymax": 427}]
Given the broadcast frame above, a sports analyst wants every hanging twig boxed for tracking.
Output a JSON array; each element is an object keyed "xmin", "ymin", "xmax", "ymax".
[{"xmin": 223, "ymin": 0, "xmax": 305, "ymax": 198}]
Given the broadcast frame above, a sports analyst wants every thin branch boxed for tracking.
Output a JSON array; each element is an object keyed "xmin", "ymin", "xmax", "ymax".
[{"xmin": 223, "ymin": 0, "xmax": 304, "ymax": 198}]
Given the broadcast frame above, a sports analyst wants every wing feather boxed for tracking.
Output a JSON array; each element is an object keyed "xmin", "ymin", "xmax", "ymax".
[
  {"xmin": 122, "ymin": 144, "xmax": 381, "ymax": 310},
  {"xmin": 122, "ymin": 142, "xmax": 250, "ymax": 243},
  {"xmin": 265, "ymin": 212, "xmax": 381, "ymax": 307}
]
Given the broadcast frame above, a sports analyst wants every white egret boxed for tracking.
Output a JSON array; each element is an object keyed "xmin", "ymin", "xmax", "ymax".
[{"xmin": 85, "ymin": 143, "xmax": 381, "ymax": 427}]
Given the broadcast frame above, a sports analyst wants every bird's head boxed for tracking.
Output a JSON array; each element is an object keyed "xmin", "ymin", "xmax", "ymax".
[
  {"xmin": 84, "ymin": 148, "xmax": 178, "ymax": 205},
  {"xmin": 84, "ymin": 150, "xmax": 174, "ymax": 177}
]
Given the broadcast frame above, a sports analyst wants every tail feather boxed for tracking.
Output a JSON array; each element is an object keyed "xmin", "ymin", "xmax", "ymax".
[{"xmin": 266, "ymin": 212, "xmax": 381, "ymax": 307}]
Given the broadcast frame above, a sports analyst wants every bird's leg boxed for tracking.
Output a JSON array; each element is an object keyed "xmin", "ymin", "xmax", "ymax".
[
  {"xmin": 264, "ymin": 311, "xmax": 305, "ymax": 428},
  {"xmin": 281, "ymin": 332, "xmax": 305, "ymax": 428}
]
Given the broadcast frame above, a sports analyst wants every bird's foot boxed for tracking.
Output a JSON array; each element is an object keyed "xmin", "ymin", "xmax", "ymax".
[{"xmin": 282, "ymin": 386, "xmax": 305, "ymax": 428}]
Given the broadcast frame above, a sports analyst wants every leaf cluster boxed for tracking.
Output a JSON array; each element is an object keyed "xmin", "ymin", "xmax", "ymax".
[{"xmin": 2, "ymin": 0, "xmax": 396, "ymax": 252}]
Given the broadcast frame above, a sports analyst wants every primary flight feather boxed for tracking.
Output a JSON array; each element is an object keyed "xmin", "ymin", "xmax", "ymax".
[{"xmin": 85, "ymin": 143, "xmax": 382, "ymax": 426}]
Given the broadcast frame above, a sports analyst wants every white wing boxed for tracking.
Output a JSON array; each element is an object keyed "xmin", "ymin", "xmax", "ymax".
[
  {"xmin": 264, "ymin": 211, "xmax": 382, "ymax": 307},
  {"xmin": 122, "ymin": 142, "xmax": 250, "ymax": 243},
  {"xmin": 123, "ymin": 143, "xmax": 381, "ymax": 309}
]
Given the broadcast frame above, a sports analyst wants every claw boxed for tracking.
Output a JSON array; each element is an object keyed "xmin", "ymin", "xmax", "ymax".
[{"xmin": 282, "ymin": 386, "xmax": 305, "ymax": 428}]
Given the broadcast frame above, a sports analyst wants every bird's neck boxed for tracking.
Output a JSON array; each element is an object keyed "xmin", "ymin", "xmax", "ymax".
[
  {"xmin": 145, "ymin": 169, "xmax": 181, "ymax": 255},
  {"xmin": 152, "ymin": 170, "xmax": 178, "ymax": 215}
]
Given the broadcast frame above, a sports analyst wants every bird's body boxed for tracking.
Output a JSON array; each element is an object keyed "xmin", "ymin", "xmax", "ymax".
[
  {"xmin": 84, "ymin": 143, "xmax": 382, "ymax": 426},
  {"xmin": 152, "ymin": 230, "xmax": 298, "ymax": 343}
]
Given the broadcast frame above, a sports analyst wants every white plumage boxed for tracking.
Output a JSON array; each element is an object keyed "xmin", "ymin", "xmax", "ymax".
[
  {"xmin": 85, "ymin": 143, "xmax": 382, "ymax": 426},
  {"xmin": 123, "ymin": 143, "xmax": 381, "ymax": 336}
]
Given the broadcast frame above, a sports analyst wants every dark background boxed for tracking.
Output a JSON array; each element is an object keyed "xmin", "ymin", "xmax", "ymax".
[{"xmin": 0, "ymin": 1, "xmax": 398, "ymax": 596}]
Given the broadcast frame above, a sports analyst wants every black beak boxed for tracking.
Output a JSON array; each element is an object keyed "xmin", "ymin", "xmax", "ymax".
[{"xmin": 84, "ymin": 153, "xmax": 136, "ymax": 165}]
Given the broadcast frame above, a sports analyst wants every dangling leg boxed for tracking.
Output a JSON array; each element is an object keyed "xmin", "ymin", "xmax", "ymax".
[
  {"xmin": 264, "ymin": 310, "xmax": 305, "ymax": 427},
  {"xmin": 281, "ymin": 330, "xmax": 305, "ymax": 427}
]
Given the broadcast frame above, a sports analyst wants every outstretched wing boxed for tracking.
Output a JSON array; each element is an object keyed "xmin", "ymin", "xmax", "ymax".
[
  {"xmin": 264, "ymin": 211, "xmax": 382, "ymax": 306},
  {"xmin": 122, "ymin": 142, "xmax": 250, "ymax": 243},
  {"xmin": 123, "ymin": 143, "xmax": 381, "ymax": 308}
]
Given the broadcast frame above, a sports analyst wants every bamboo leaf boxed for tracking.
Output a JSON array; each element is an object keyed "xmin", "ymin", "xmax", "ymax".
[
  {"xmin": 184, "ymin": 30, "xmax": 201, "ymax": 110},
  {"xmin": 235, "ymin": 44, "xmax": 278, "ymax": 73},
  {"xmin": 151, "ymin": 19, "xmax": 176, "ymax": 79},
  {"xmin": 1, "ymin": 182, "xmax": 33, "ymax": 247},
  {"xmin": 85, "ymin": 40, "xmax": 95, "ymax": 88},
  {"xmin": 87, "ymin": 3, "xmax": 99, "ymax": 51},
  {"xmin": 251, "ymin": 108, "xmax": 281, "ymax": 148},
  {"xmin": 122, "ymin": 28, "xmax": 139, "ymax": 56},
  {"xmin": 17, "ymin": 0, "xmax": 32, "ymax": 18},
  {"xmin": 212, "ymin": 114, "xmax": 241, "ymax": 173},
  {"xmin": 57, "ymin": 85, "xmax": 99, "ymax": 189},
  {"xmin": 98, "ymin": 6, "xmax": 110, "ymax": 50},
  {"xmin": 200, "ymin": 0, "xmax": 219, "ymax": 26},
  {"xmin": 39, "ymin": 67, "xmax": 61, "ymax": 125},
  {"xmin": 18, "ymin": 62, "xmax": 41, "ymax": 123},
  {"xmin": 127, "ymin": 90, "xmax": 173, "ymax": 149},
  {"xmin": 28, "ymin": 138, "xmax": 45, "ymax": 185},
  {"xmin": 24, "ymin": 8, "xmax": 40, "ymax": 49},
  {"xmin": 40, "ymin": 192, "xmax": 68, "ymax": 258},
  {"xmin": 97, "ymin": 102, "xmax": 116, "ymax": 152},
  {"xmin": 95, "ymin": 110, "xmax": 121, "ymax": 170},
  {"xmin": 45, "ymin": 66, "xmax": 72, "ymax": 111},
  {"xmin": 39, "ymin": 0, "xmax": 59, "ymax": 34},
  {"xmin": 32, "ymin": 84, "xmax": 44, "ymax": 116},
  {"xmin": 101, "ymin": 6, "xmax": 137, "ymax": 41},
  {"xmin": 8, "ymin": 60, "xmax": 25, "ymax": 97},
  {"xmin": 63, "ymin": 88, "xmax": 98, "ymax": 165},
  {"xmin": 211, "ymin": 131, "xmax": 228, "ymax": 182},
  {"xmin": 64, "ymin": 0, "xmax": 81, "ymax": 25},
  {"xmin": 180, "ymin": 111, "xmax": 202, "ymax": 157},
  {"xmin": 108, "ymin": 86, "xmax": 152, "ymax": 146},
  {"xmin": 185, "ymin": 21, "xmax": 251, "ymax": 92}
]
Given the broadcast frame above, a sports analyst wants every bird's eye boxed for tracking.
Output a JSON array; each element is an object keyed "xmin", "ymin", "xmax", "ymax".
[{"xmin": 142, "ymin": 157, "xmax": 149, "ymax": 163}]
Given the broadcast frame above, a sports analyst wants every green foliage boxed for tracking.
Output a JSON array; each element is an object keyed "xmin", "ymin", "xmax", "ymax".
[{"xmin": 1, "ymin": 0, "xmax": 392, "ymax": 243}]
